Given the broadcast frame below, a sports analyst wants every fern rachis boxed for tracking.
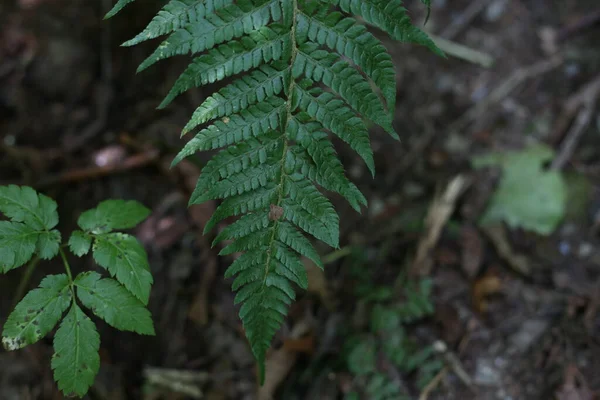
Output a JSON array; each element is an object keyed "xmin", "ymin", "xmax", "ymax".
[{"xmin": 107, "ymin": 0, "xmax": 442, "ymax": 382}]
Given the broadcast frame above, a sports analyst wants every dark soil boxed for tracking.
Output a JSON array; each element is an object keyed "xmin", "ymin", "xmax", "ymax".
[{"xmin": 1, "ymin": 0, "xmax": 599, "ymax": 399}]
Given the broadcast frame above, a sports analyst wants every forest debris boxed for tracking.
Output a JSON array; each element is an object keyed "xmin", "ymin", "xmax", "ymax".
[
  {"xmin": 427, "ymin": 34, "xmax": 495, "ymax": 68},
  {"xmin": 35, "ymin": 148, "xmax": 160, "ymax": 188},
  {"xmin": 258, "ymin": 320, "xmax": 311, "ymax": 400},
  {"xmin": 143, "ymin": 367, "xmax": 207, "ymax": 399},
  {"xmin": 556, "ymin": 10, "xmax": 600, "ymax": 42},
  {"xmin": 449, "ymin": 55, "xmax": 563, "ymax": 134},
  {"xmin": 304, "ymin": 259, "xmax": 335, "ymax": 310},
  {"xmin": 460, "ymin": 224, "xmax": 484, "ymax": 278},
  {"xmin": 551, "ymin": 75, "xmax": 600, "ymax": 170},
  {"xmin": 508, "ymin": 319, "xmax": 550, "ymax": 353},
  {"xmin": 411, "ymin": 175, "xmax": 472, "ymax": 276},
  {"xmin": 472, "ymin": 274, "xmax": 502, "ymax": 314},
  {"xmin": 433, "ymin": 341, "xmax": 474, "ymax": 390},
  {"xmin": 555, "ymin": 364, "xmax": 594, "ymax": 400},
  {"xmin": 482, "ymin": 225, "xmax": 531, "ymax": 275},
  {"xmin": 188, "ymin": 251, "xmax": 218, "ymax": 326},
  {"xmin": 440, "ymin": 0, "xmax": 494, "ymax": 39}
]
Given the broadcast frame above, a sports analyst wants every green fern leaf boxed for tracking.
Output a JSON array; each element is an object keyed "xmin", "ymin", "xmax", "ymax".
[
  {"xmin": 293, "ymin": 84, "xmax": 375, "ymax": 174},
  {"xmin": 327, "ymin": 0, "xmax": 443, "ymax": 56},
  {"xmin": 75, "ymin": 272, "xmax": 155, "ymax": 335},
  {"xmin": 293, "ymin": 43, "xmax": 396, "ymax": 136},
  {"xmin": 137, "ymin": 0, "xmax": 282, "ymax": 72},
  {"xmin": 109, "ymin": 0, "xmax": 440, "ymax": 382},
  {"xmin": 183, "ymin": 63, "xmax": 289, "ymax": 134},
  {"xmin": 92, "ymin": 232, "xmax": 153, "ymax": 305},
  {"xmin": 51, "ymin": 303, "xmax": 100, "ymax": 398},
  {"xmin": 173, "ymin": 97, "xmax": 286, "ymax": 165},
  {"xmin": 123, "ymin": 0, "xmax": 235, "ymax": 46},
  {"xmin": 2, "ymin": 274, "xmax": 71, "ymax": 350},
  {"xmin": 105, "ymin": 0, "xmax": 136, "ymax": 19},
  {"xmin": 159, "ymin": 26, "xmax": 292, "ymax": 108},
  {"xmin": 296, "ymin": 10, "xmax": 397, "ymax": 113}
]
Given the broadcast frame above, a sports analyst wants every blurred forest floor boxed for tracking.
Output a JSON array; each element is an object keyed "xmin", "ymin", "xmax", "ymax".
[{"xmin": 1, "ymin": 0, "xmax": 600, "ymax": 399}]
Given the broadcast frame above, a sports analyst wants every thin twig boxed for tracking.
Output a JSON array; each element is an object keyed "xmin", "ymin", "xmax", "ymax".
[
  {"xmin": 428, "ymin": 33, "xmax": 494, "ymax": 68},
  {"xmin": 440, "ymin": 0, "xmax": 494, "ymax": 40},
  {"xmin": 550, "ymin": 96, "xmax": 597, "ymax": 170},
  {"xmin": 448, "ymin": 56, "xmax": 564, "ymax": 134},
  {"xmin": 418, "ymin": 367, "xmax": 447, "ymax": 400}
]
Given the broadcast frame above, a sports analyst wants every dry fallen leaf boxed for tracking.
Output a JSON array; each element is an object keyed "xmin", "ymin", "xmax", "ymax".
[
  {"xmin": 472, "ymin": 274, "xmax": 502, "ymax": 314},
  {"xmin": 258, "ymin": 321, "xmax": 311, "ymax": 400}
]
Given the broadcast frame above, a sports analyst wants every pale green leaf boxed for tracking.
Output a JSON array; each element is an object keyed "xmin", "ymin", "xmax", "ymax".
[
  {"xmin": 36, "ymin": 230, "xmax": 61, "ymax": 260},
  {"xmin": 2, "ymin": 274, "xmax": 71, "ymax": 350},
  {"xmin": 51, "ymin": 304, "xmax": 100, "ymax": 398},
  {"xmin": 75, "ymin": 272, "xmax": 155, "ymax": 335},
  {"xmin": 0, "ymin": 221, "xmax": 39, "ymax": 273},
  {"xmin": 68, "ymin": 230, "xmax": 92, "ymax": 257},
  {"xmin": 92, "ymin": 233, "xmax": 153, "ymax": 304},
  {"xmin": 0, "ymin": 185, "xmax": 59, "ymax": 230},
  {"xmin": 78, "ymin": 199, "xmax": 150, "ymax": 234},
  {"xmin": 472, "ymin": 144, "xmax": 567, "ymax": 235}
]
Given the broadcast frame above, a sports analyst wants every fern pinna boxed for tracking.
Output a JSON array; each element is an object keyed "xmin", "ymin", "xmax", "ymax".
[{"xmin": 107, "ymin": 0, "xmax": 441, "ymax": 380}]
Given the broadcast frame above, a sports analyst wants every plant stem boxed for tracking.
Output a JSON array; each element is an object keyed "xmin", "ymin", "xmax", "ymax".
[
  {"xmin": 12, "ymin": 256, "xmax": 40, "ymax": 307},
  {"xmin": 59, "ymin": 248, "xmax": 74, "ymax": 284}
]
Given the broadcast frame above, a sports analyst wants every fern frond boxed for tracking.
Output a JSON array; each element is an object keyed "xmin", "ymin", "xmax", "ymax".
[
  {"xmin": 293, "ymin": 43, "xmax": 396, "ymax": 136},
  {"xmin": 123, "ymin": 0, "xmax": 235, "ymax": 46},
  {"xmin": 111, "ymin": 0, "xmax": 440, "ymax": 382},
  {"xmin": 173, "ymin": 97, "xmax": 286, "ymax": 165},
  {"xmin": 293, "ymin": 84, "xmax": 374, "ymax": 174},
  {"xmin": 159, "ymin": 26, "xmax": 292, "ymax": 108},
  {"xmin": 137, "ymin": 0, "xmax": 283, "ymax": 72},
  {"xmin": 184, "ymin": 63, "xmax": 289, "ymax": 134},
  {"xmin": 296, "ymin": 10, "xmax": 396, "ymax": 113},
  {"xmin": 326, "ymin": 0, "xmax": 442, "ymax": 56}
]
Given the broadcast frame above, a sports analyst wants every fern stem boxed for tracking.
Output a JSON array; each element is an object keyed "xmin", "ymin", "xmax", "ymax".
[{"xmin": 262, "ymin": 0, "xmax": 300, "ymax": 288}]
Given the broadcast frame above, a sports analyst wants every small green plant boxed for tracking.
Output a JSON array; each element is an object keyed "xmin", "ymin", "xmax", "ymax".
[
  {"xmin": 106, "ymin": 0, "xmax": 442, "ymax": 381},
  {"xmin": 0, "ymin": 185, "xmax": 154, "ymax": 397},
  {"xmin": 343, "ymin": 275, "xmax": 442, "ymax": 399}
]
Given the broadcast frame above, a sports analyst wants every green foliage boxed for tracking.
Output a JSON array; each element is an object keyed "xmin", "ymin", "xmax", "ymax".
[
  {"xmin": 107, "ymin": 0, "xmax": 441, "ymax": 381},
  {"xmin": 343, "ymin": 274, "xmax": 442, "ymax": 399},
  {"xmin": 0, "ymin": 187, "xmax": 154, "ymax": 398},
  {"xmin": 472, "ymin": 143, "xmax": 567, "ymax": 235},
  {"xmin": 0, "ymin": 185, "xmax": 62, "ymax": 272}
]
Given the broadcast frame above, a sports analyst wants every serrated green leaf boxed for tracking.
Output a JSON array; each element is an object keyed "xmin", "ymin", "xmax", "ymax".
[
  {"xmin": 68, "ymin": 230, "xmax": 92, "ymax": 257},
  {"xmin": 2, "ymin": 274, "xmax": 71, "ymax": 350},
  {"xmin": 472, "ymin": 144, "xmax": 567, "ymax": 235},
  {"xmin": 75, "ymin": 272, "xmax": 155, "ymax": 335},
  {"xmin": 78, "ymin": 199, "xmax": 150, "ymax": 234},
  {"xmin": 51, "ymin": 303, "xmax": 100, "ymax": 398},
  {"xmin": 0, "ymin": 185, "xmax": 59, "ymax": 230},
  {"xmin": 0, "ymin": 221, "xmax": 39, "ymax": 273},
  {"xmin": 123, "ymin": 0, "xmax": 235, "ymax": 46},
  {"xmin": 36, "ymin": 230, "xmax": 61, "ymax": 260},
  {"xmin": 92, "ymin": 233, "xmax": 153, "ymax": 304}
]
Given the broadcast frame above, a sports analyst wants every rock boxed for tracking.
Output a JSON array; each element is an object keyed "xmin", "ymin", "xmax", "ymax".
[
  {"xmin": 474, "ymin": 358, "xmax": 502, "ymax": 386},
  {"xmin": 509, "ymin": 319, "xmax": 550, "ymax": 353}
]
